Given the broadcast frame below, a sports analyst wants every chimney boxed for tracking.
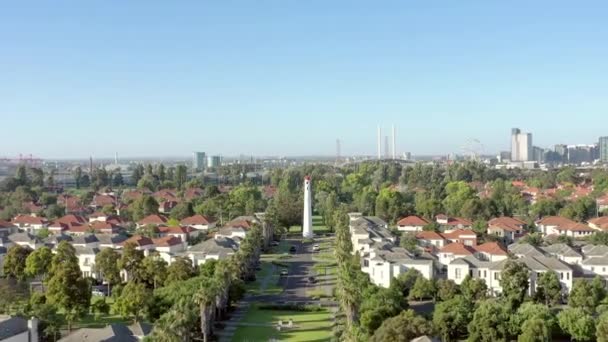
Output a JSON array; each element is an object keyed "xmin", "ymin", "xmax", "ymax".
[{"xmin": 28, "ymin": 317, "xmax": 39, "ymax": 342}]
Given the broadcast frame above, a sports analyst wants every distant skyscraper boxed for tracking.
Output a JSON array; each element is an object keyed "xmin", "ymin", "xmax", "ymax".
[
  {"xmin": 600, "ymin": 137, "xmax": 608, "ymax": 163},
  {"xmin": 511, "ymin": 128, "xmax": 533, "ymax": 162},
  {"xmin": 193, "ymin": 152, "xmax": 206, "ymax": 171},
  {"xmin": 302, "ymin": 176, "xmax": 313, "ymax": 239},
  {"xmin": 207, "ymin": 155, "xmax": 222, "ymax": 168}
]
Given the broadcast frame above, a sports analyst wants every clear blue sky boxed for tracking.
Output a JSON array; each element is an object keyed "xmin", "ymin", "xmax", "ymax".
[{"xmin": 1, "ymin": 1, "xmax": 607, "ymax": 158}]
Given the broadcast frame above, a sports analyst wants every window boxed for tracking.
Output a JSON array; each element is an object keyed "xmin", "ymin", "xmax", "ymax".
[
  {"xmin": 592, "ymin": 267, "xmax": 595, "ymax": 272},
  {"xmin": 484, "ymin": 270, "xmax": 487, "ymax": 278},
  {"xmin": 604, "ymin": 267, "xmax": 606, "ymax": 272},
  {"xmin": 494, "ymin": 272, "xmax": 499, "ymax": 280},
  {"xmin": 560, "ymin": 272, "xmax": 563, "ymax": 280},
  {"xmin": 478, "ymin": 270, "xmax": 481, "ymax": 277},
  {"xmin": 567, "ymin": 273, "xmax": 570, "ymax": 280},
  {"xmin": 455, "ymin": 268, "xmax": 461, "ymax": 279}
]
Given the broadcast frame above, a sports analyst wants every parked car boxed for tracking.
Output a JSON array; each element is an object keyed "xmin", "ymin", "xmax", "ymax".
[
  {"xmin": 270, "ymin": 241, "xmax": 280, "ymax": 246},
  {"xmin": 280, "ymin": 269, "xmax": 289, "ymax": 277},
  {"xmin": 312, "ymin": 244, "xmax": 320, "ymax": 252},
  {"xmin": 92, "ymin": 289, "xmax": 106, "ymax": 297},
  {"xmin": 307, "ymin": 276, "xmax": 316, "ymax": 284},
  {"xmin": 289, "ymin": 246, "xmax": 297, "ymax": 253}
]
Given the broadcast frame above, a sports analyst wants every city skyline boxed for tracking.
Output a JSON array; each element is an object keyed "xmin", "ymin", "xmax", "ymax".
[{"xmin": 2, "ymin": 1, "xmax": 608, "ymax": 158}]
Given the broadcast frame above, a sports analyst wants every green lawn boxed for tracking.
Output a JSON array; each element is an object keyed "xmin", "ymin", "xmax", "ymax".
[
  {"xmin": 231, "ymin": 305, "xmax": 333, "ymax": 342},
  {"xmin": 245, "ymin": 261, "xmax": 283, "ymax": 296},
  {"xmin": 288, "ymin": 216, "xmax": 331, "ymax": 235}
]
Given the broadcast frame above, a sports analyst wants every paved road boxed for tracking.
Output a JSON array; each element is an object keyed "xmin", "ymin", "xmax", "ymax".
[{"xmin": 250, "ymin": 237, "xmax": 336, "ymax": 304}]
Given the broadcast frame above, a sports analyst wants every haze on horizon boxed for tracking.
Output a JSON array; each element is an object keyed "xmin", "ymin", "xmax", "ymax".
[{"xmin": 1, "ymin": 1, "xmax": 607, "ymax": 159}]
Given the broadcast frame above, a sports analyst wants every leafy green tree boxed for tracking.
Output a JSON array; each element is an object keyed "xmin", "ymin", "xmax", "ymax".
[
  {"xmin": 375, "ymin": 188, "xmax": 413, "ymax": 224},
  {"xmin": 118, "ymin": 242, "xmax": 145, "ymax": 282},
  {"xmin": 518, "ymin": 318, "xmax": 551, "ymax": 342},
  {"xmin": 94, "ymin": 248, "xmax": 121, "ymax": 294},
  {"xmin": 91, "ymin": 299, "xmax": 110, "ymax": 320},
  {"xmin": 46, "ymin": 241, "xmax": 91, "ymax": 331},
  {"xmin": 73, "ymin": 166, "xmax": 83, "ymax": 189},
  {"xmin": 422, "ymin": 221, "xmax": 441, "ymax": 232},
  {"xmin": 113, "ymin": 281, "xmax": 152, "ymax": 322},
  {"xmin": 534, "ymin": 271, "xmax": 562, "ymax": 306},
  {"xmin": 371, "ymin": 309, "xmax": 433, "ymax": 342},
  {"xmin": 460, "ymin": 275, "xmax": 488, "ymax": 302},
  {"xmin": 597, "ymin": 313, "xmax": 608, "ymax": 342},
  {"xmin": 557, "ymin": 307, "xmax": 596, "ymax": 341},
  {"xmin": 443, "ymin": 181, "xmax": 476, "ymax": 217},
  {"xmin": 468, "ymin": 299, "xmax": 511, "ymax": 342},
  {"xmin": 500, "ymin": 260, "xmax": 529, "ymax": 310},
  {"xmin": 437, "ymin": 279, "xmax": 460, "ymax": 301},
  {"xmin": 408, "ymin": 276, "xmax": 435, "ymax": 301},
  {"xmin": 25, "ymin": 246, "xmax": 53, "ymax": 279},
  {"xmin": 560, "ymin": 197, "xmax": 597, "ymax": 222},
  {"xmin": 569, "ymin": 279, "xmax": 598, "ymax": 313},
  {"xmin": 390, "ymin": 268, "xmax": 421, "ymax": 298},
  {"xmin": 399, "ymin": 233, "xmax": 418, "ymax": 253},
  {"xmin": 591, "ymin": 275, "xmax": 607, "ymax": 305},
  {"xmin": 165, "ymin": 256, "xmax": 195, "ymax": 284},
  {"xmin": 150, "ymin": 298, "xmax": 197, "ymax": 342},
  {"xmin": 521, "ymin": 233, "xmax": 543, "ymax": 246},
  {"xmin": 360, "ymin": 287, "xmax": 407, "ymax": 334},
  {"xmin": 3, "ymin": 245, "xmax": 32, "ymax": 281},
  {"xmin": 174, "ymin": 165, "xmax": 188, "ymax": 190},
  {"xmin": 170, "ymin": 201, "xmax": 194, "ymax": 220},
  {"xmin": 433, "ymin": 295, "xmax": 472, "ymax": 341},
  {"xmin": 510, "ymin": 302, "xmax": 556, "ymax": 338},
  {"xmin": 142, "ymin": 253, "xmax": 167, "ymax": 289}
]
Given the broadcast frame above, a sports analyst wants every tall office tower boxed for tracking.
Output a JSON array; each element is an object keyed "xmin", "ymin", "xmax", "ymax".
[
  {"xmin": 377, "ymin": 126, "xmax": 382, "ymax": 159},
  {"xmin": 207, "ymin": 155, "xmax": 222, "ymax": 168},
  {"xmin": 193, "ymin": 152, "xmax": 206, "ymax": 171},
  {"xmin": 511, "ymin": 128, "xmax": 533, "ymax": 161},
  {"xmin": 600, "ymin": 137, "xmax": 608, "ymax": 162},
  {"xmin": 302, "ymin": 176, "xmax": 313, "ymax": 239}
]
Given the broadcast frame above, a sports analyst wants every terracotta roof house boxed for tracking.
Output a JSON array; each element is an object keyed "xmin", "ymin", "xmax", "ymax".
[
  {"xmin": 396, "ymin": 215, "xmax": 430, "ymax": 232},
  {"xmin": 537, "ymin": 216, "xmax": 593, "ymax": 237},
  {"xmin": 137, "ymin": 214, "xmax": 168, "ymax": 227},
  {"xmin": 435, "ymin": 215, "xmax": 472, "ymax": 230},
  {"xmin": 158, "ymin": 226, "xmax": 198, "ymax": 241},
  {"xmin": 153, "ymin": 189, "xmax": 179, "ymax": 202},
  {"xmin": 12, "ymin": 215, "xmax": 48, "ymax": 229},
  {"xmin": 184, "ymin": 188, "xmax": 204, "ymax": 201},
  {"xmin": 121, "ymin": 235, "xmax": 155, "ymax": 250},
  {"xmin": 91, "ymin": 194, "xmax": 117, "ymax": 208},
  {"xmin": 180, "ymin": 215, "xmax": 217, "ymax": 230},
  {"xmin": 589, "ymin": 217, "xmax": 608, "ymax": 231},
  {"xmin": 488, "ymin": 216, "xmax": 527, "ymax": 244}
]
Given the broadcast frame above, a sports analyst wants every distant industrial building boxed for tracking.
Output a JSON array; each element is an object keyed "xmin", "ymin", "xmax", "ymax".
[
  {"xmin": 207, "ymin": 155, "xmax": 222, "ymax": 168},
  {"xmin": 532, "ymin": 146, "xmax": 546, "ymax": 163},
  {"xmin": 600, "ymin": 137, "xmax": 608, "ymax": 163},
  {"xmin": 193, "ymin": 152, "xmax": 206, "ymax": 171},
  {"xmin": 511, "ymin": 128, "xmax": 532, "ymax": 162}
]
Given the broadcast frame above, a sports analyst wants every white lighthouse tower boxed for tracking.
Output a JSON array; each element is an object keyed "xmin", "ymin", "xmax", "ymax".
[{"xmin": 302, "ymin": 176, "xmax": 313, "ymax": 238}]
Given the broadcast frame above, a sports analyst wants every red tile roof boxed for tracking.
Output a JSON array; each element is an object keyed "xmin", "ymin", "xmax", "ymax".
[
  {"xmin": 153, "ymin": 236, "xmax": 183, "ymax": 247},
  {"xmin": 397, "ymin": 216, "xmax": 430, "ymax": 226},
  {"xmin": 415, "ymin": 231, "xmax": 444, "ymax": 240},
  {"xmin": 56, "ymin": 214, "xmax": 87, "ymax": 225},
  {"xmin": 489, "ymin": 216, "xmax": 526, "ymax": 232},
  {"xmin": 159, "ymin": 226, "xmax": 193, "ymax": 234},
  {"xmin": 122, "ymin": 235, "xmax": 154, "ymax": 247},
  {"xmin": 537, "ymin": 216, "xmax": 577, "ymax": 227},
  {"xmin": 439, "ymin": 243, "xmax": 475, "ymax": 255},
  {"xmin": 13, "ymin": 215, "xmax": 47, "ymax": 225},
  {"xmin": 138, "ymin": 214, "xmax": 168, "ymax": 225},
  {"xmin": 92, "ymin": 194, "xmax": 117, "ymax": 207},
  {"xmin": 474, "ymin": 242, "xmax": 507, "ymax": 255},
  {"xmin": 0, "ymin": 220, "xmax": 16, "ymax": 229},
  {"xmin": 180, "ymin": 214, "xmax": 215, "ymax": 226}
]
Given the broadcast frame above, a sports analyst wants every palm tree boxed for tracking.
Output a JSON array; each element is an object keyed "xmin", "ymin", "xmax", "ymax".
[
  {"xmin": 151, "ymin": 298, "xmax": 197, "ymax": 342},
  {"xmin": 213, "ymin": 260, "xmax": 231, "ymax": 320},
  {"xmin": 195, "ymin": 280, "xmax": 218, "ymax": 342}
]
